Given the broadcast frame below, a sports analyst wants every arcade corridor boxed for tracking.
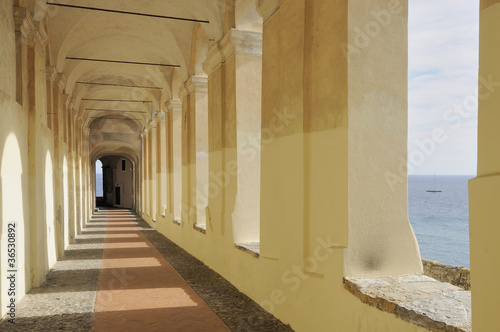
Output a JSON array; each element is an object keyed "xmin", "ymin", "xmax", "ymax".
[
  {"xmin": 0, "ymin": 209, "xmax": 290, "ymax": 331},
  {"xmin": 1, "ymin": 0, "xmax": 499, "ymax": 331}
]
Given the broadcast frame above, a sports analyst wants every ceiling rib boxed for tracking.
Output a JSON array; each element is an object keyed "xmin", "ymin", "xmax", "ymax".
[
  {"xmin": 82, "ymin": 99, "xmax": 153, "ymax": 103},
  {"xmin": 46, "ymin": 2, "xmax": 210, "ymax": 23},
  {"xmin": 86, "ymin": 109, "xmax": 147, "ymax": 113},
  {"xmin": 76, "ymin": 81, "xmax": 161, "ymax": 89},
  {"xmin": 67, "ymin": 57, "xmax": 180, "ymax": 68},
  {"xmin": 90, "ymin": 117, "xmax": 141, "ymax": 121}
]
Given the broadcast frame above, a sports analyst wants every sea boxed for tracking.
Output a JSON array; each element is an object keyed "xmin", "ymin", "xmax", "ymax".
[{"xmin": 408, "ymin": 175, "xmax": 472, "ymax": 268}]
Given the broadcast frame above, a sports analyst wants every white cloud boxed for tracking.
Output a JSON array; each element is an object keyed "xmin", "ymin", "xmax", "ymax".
[{"xmin": 408, "ymin": 0, "xmax": 479, "ymax": 175}]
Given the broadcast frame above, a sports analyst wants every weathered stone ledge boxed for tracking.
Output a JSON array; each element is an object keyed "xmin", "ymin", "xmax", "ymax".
[
  {"xmin": 344, "ymin": 275, "xmax": 471, "ymax": 332},
  {"xmin": 235, "ymin": 242, "xmax": 260, "ymax": 258},
  {"xmin": 193, "ymin": 223, "xmax": 207, "ymax": 234},
  {"xmin": 422, "ymin": 259, "xmax": 470, "ymax": 290}
]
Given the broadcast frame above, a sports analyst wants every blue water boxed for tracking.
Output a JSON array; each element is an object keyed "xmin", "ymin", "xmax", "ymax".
[{"xmin": 408, "ymin": 175, "xmax": 472, "ymax": 268}]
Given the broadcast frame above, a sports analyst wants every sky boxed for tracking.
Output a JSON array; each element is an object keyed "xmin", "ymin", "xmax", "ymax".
[
  {"xmin": 408, "ymin": 0, "xmax": 479, "ymax": 175},
  {"xmin": 96, "ymin": 159, "xmax": 102, "ymax": 175}
]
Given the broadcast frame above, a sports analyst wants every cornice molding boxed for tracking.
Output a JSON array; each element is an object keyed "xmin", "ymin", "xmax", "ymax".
[
  {"xmin": 166, "ymin": 99, "xmax": 182, "ymax": 113},
  {"xmin": 188, "ymin": 75, "xmax": 208, "ymax": 94},
  {"xmin": 156, "ymin": 112, "xmax": 166, "ymax": 122}
]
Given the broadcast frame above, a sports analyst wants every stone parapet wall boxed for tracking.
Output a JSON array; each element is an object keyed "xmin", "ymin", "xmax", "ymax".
[{"xmin": 422, "ymin": 259, "xmax": 470, "ymax": 290}]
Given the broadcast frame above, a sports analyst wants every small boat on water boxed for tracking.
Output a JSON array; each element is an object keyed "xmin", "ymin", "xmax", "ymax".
[{"xmin": 426, "ymin": 173, "xmax": 442, "ymax": 193}]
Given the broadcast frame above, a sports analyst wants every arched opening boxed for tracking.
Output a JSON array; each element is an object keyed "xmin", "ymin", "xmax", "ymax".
[
  {"xmin": 97, "ymin": 155, "xmax": 135, "ymax": 209},
  {"xmin": 95, "ymin": 159, "xmax": 104, "ymax": 205}
]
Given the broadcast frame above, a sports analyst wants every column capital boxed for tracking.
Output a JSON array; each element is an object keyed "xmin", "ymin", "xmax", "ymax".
[
  {"xmin": 257, "ymin": 0, "xmax": 283, "ymax": 23},
  {"xmin": 221, "ymin": 29, "xmax": 262, "ymax": 60},
  {"xmin": 155, "ymin": 112, "xmax": 166, "ymax": 123},
  {"xmin": 186, "ymin": 75, "xmax": 208, "ymax": 94},
  {"xmin": 166, "ymin": 99, "xmax": 182, "ymax": 113}
]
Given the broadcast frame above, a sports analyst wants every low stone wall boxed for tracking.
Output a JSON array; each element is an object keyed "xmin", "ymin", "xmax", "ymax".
[{"xmin": 422, "ymin": 259, "xmax": 470, "ymax": 290}]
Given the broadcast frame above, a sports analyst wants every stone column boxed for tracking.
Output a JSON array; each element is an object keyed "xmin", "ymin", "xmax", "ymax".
[
  {"xmin": 186, "ymin": 76, "xmax": 209, "ymax": 227},
  {"xmin": 156, "ymin": 112, "xmax": 167, "ymax": 216},
  {"xmin": 61, "ymin": 93, "xmax": 70, "ymax": 248},
  {"xmin": 179, "ymin": 85, "xmax": 193, "ymax": 224},
  {"xmin": 67, "ymin": 103, "xmax": 76, "ymax": 245},
  {"xmin": 169, "ymin": 100, "xmax": 183, "ymax": 222},
  {"xmin": 73, "ymin": 118, "xmax": 82, "ymax": 236},
  {"xmin": 222, "ymin": 29, "xmax": 262, "ymax": 244},
  {"xmin": 150, "ymin": 121, "xmax": 157, "ymax": 221},
  {"xmin": 203, "ymin": 43, "xmax": 225, "ymax": 235},
  {"xmin": 53, "ymin": 74, "xmax": 65, "ymax": 256},
  {"xmin": 142, "ymin": 127, "xmax": 150, "ymax": 217},
  {"xmin": 140, "ymin": 130, "xmax": 146, "ymax": 215}
]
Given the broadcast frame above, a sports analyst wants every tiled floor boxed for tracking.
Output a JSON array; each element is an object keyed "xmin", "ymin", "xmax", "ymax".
[
  {"xmin": 92, "ymin": 209, "xmax": 229, "ymax": 331},
  {"xmin": 0, "ymin": 209, "xmax": 293, "ymax": 331}
]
